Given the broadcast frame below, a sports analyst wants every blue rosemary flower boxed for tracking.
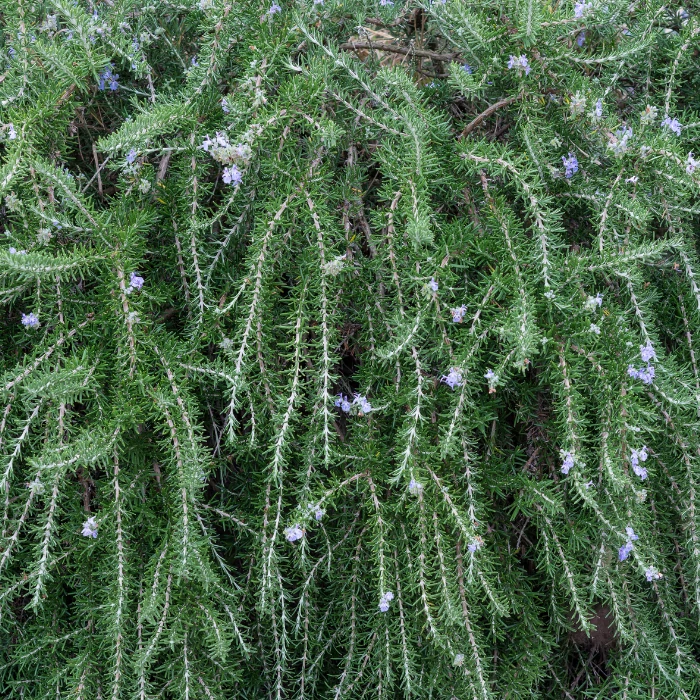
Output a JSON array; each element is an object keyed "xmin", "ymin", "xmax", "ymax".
[
  {"xmin": 21, "ymin": 312, "xmax": 40, "ymax": 329},
  {"xmin": 334, "ymin": 394, "xmax": 352, "ymax": 413},
  {"xmin": 640, "ymin": 341, "xmax": 657, "ymax": 363},
  {"xmin": 507, "ymin": 55, "xmax": 531, "ymax": 76},
  {"xmin": 560, "ymin": 450, "xmax": 574, "ymax": 475},
  {"xmin": 378, "ymin": 591, "xmax": 394, "ymax": 612},
  {"xmin": 82, "ymin": 516, "xmax": 98, "ymax": 538},
  {"xmin": 661, "ymin": 115, "xmax": 682, "ymax": 136},
  {"xmin": 562, "ymin": 152, "xmax": 579, "ymax": 178},
  {"xmin": 441, "ymin": 367, "xmax": 463, "ymax": 390},
  {"xmin": 408, "ymin": 478, "xmax": 423, "ymax": 496},
  {"xmin": 222, "ymin": 165, "xmax": 242, "ymax": 186},
  {"xmin": 451, "ymin": 305, "xmax": 467, "ymax": 323},
  {"xmin": 630, "ymin": 446, "xmax": 648, "ymax": 480},
  {"xmin": 284, "ymin": 524, "xmax": 304, "ymax": 542}
]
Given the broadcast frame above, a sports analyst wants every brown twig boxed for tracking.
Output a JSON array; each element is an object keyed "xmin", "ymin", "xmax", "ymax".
[
  {"xmin": 339, "ymin": 41, "xmax": 460, "ymax": 62},
  {"xmin": 459, "ymin": 96, "xmax": 518, "ymax": 139}
]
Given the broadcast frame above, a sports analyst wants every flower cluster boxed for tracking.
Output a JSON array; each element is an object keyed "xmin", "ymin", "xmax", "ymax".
[
  {"xmin": 630, "ymin": 445, "xmax": 648, "ymax": 480},
  {"xmin": 82, "ymin": 516, "xmax": 98, "ymax": 538},
  {"xmin": 593, "ymin": 98, "xmax": 603, "ymax": 120},
  {"xmin": 608, "ymin": 126, "xmax": 633, "ymax": 157},
  {"xmin": 441, "ymin": 366, "xmax": 463, "ymax": 390},
  {"xmin": 201, "ymin": 132, "xmax": 251, "ymax": 187},
  {"xmin": 507, "ymin": 55, "xmax": 531, "ymax": 76},
  {"xmin": 125, "ymin": 272, "xmax": 144, "ymax": 295},
  {"xmin": 284, "ymin": 524, "xmax": 304, "ymax": 542},
  {"xmin": 562, "ymin": 152, "xmax": 579, "ymax": 178},
  {"xmin": 619, "ymin": 526, "xmax": 638, "ymax": 561},
  {"xmin": 560, "ymin": 449, "xmax": 575, "ymax": 475},
  {"xmin": 627, "ymin": 341, "xmax": 657, "ymax": 385},
  {"xmin": 322, "ymin": 253, "xmax": 347, "ymax": 277},
  {"xmin": 640, "ymin": 104, "xmax": 658, "ymax": 125},
  {"xmin": 451, "ymin": 305, "xmax": 467, "ymax": 323},
  {"xmin": 98, "ymin": 64, "xmax": 119, "ymax": 91},
  {"xmin": 584, "ymin": 293, "xmax": 603, "ymax": 311},
  {"xmin": 484, "ymin": 369, "xmax": 499, "ymax": 393},
  {"xmin": 334, "ymin": 393, "xmax": 373, "ymax": 415},
  {"xmin": 573, "ymin": 1, "xmax": 593, "ymax": 17},
  {"xmin": 661, "ymin": 115, "xmax": 682, "ymax": 136},
  {"xmin": 645, "ymin": 566, "xmax": 662, "ymax": 582},
  {"xmin": 408, "ymin": 478, "xmax": 423, "ymax": 496},
  {"xmin": 307, "ymin": 503, "xmax": 325, "ymax": 521},
  {"xmin": 378, "ymin": 591, "xmax": 394, "ymax": 612},
  {"xmin": 570, "ymin": 92, "xmax": 586, "ymax": 116},
  {"xmin": 21, "ymin": 312, "xmax": 40, "ymax": 329}
]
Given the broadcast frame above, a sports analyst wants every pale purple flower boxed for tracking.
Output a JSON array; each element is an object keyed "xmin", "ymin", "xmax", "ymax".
[
  {"xmin": 353, "ymin": 394, "xmax": 372, "ymax": 414},
  {"xmin": 98, "ymin": 64, "xmax": 119, "ymax": 91},
  {"xmin": 589, "ymin": 323, "xmax": 601, "ymax": 335},
  {"xmin": 335, "ymin": 394, "xmax": 352, "ymax": 413},
  {"xmin": 408, "ymin": 479, "xmax": 423, "ymax": 496},
  {"xmin": 618, "ymin": 541, "xmax": 633, "ymax": 561},
  {"xmin": 640, "ymin": 341, "xmax": 657, "ymax": 363},
  {"xmin": 687, "ymin": 153, "xmax": 698, "ymax": 175},
  {"xmin": 645, "ymin": 565, "xmax": 662, "ymax": 581},
  {"xmin": 378, "ymin": 591, "xmax": 394, "ymax": 612},
  {"xmin": 562, "ymin": 152, "xmax": 579, "ymax": 178},
  {"xmin": 222, "ymin": 165, "xmax": 242, "ymax": 186},
  {"xmin": 221, "ymin": 97, "xmax": 230, "ymax": 113},
  {"xmin": 625, "ymin": 176, "xmax": 638, "ymax": 184},
  {"xmin": 576, "ymin": 31, "xmax": 586, "ymax": 47},
  {"xmin": 507, "ymin": 55, "xmax": 531, "ymax": 76},
  {"xmin": 574, "ymin": 1, "xmax": 592, "ymax": 17},
  {"xmin": 126, "ymin": 148, "xmax": 137, "ymax": 164},
  {"xmin": 636, "ymin": 365, "xmax": 655, "ymax": 385},
  {"xmin": 428, "ymin": 277, "xmax": 438, "ymax": 292},
  {"xmin": 307, "ymin": 503, "xmax": 324, "ymax": 521},
  {"xmin": 594, "ymin": 99, "xmax": 603, "ymax": 119},
  {"xmin": 21, "ymin": 312, "xmax": 40, "ymax": 329},
  {"xmin": 7, "ymin": 123, "xmax": 17, "ymax": 140},
  {"xmin": 462, "ymin": 64, "xmax": 473, "ymax": 74},
  {"xmin": 625, "ymin": 526, "xmax": 638, "ymax": 541},
  {"xmin": 467, "ymin": 535, "xmax": 484, "ymax": 553},
  {"xmin": 441, "ymin": 367, "xmax": 463, "ymax": 390},
  {"xmin": 82, "ymin": 516, "xmax": 98, "ymax": 538},
  {"xmin": 453, "ymin": 653, "xmax": 465, "ymax": 666},
  {"xmin": 451, "ymin": 305, "xmax": 467, "ymax": 323},
  {"xmin": 560, "ymin": 450, "xmax": 574, "ymax": 475},
  {"xmin": 284, "ymin": 524, "xmax": 304, "ymax": 542},
  {"xmin": 661, "ymin": 115, "xmax": 682, "ymax": 136},
  {"xmin": 129, "ymin": 272, "xmax": 144, "ymax": 290},
  {"xmin": 630, "ymin": 446, "xmax": 648, "ymax": 480},
  {"xmin": 268, "ymin": 2, "xmax": 282, "ymax": 13},
  {"xmin": 380, "ymin": 0, "xmax": 394, "ymax": 5}
]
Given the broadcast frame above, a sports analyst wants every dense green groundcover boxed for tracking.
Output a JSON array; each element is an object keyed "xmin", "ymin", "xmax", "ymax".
[{"xmin": 1, "ymin": 0, "xmax": 700, "ymax": 697}]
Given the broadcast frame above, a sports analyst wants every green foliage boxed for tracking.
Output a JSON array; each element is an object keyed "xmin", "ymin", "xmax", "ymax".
[{"xmin": 0, "ymin": 0, "xmax": 700, "ymax": 698}]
